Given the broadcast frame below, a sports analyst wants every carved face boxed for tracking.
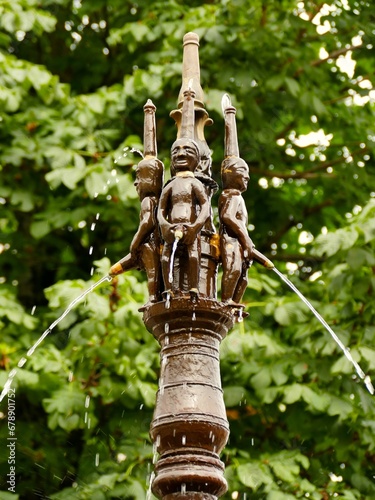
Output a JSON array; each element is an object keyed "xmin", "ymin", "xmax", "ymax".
[
  {"xmin": 171, "ymin": 138, "xmax": 200, "ymax": 173},
  {"xmin": 222, "ymin": 157, "xmax": 249, "ymax": 193}
]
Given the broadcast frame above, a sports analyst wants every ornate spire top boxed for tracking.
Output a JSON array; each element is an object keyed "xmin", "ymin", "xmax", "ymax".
[
  {"xmin": 143, "ymin": 99, "xmax": 157, "ymax": 158},
  {"xmin": 222, "ymin": 94, "xmax": 240, "ymax": 158},
  {"xmin": 178, "ymin": 32, "xmax": 204, "ymax": 108}
]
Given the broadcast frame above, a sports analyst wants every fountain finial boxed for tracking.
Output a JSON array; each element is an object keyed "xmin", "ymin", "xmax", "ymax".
[
  {"xmin": 178, "ymin": 32, "xmax": 205, "ymax": 108},
  {"xmin": 222, "ymin": 94, "xmax": 240, "ymax": 158},
  {"xmin": 143, "ymin": 99, "xmax": 157, "ymax": 157}
]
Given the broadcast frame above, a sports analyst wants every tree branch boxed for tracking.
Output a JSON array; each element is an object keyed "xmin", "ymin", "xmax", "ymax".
[
  {"xmin": 264, "ymin": 199, "xmax": 333, "ymax": 248},
  {"xmin": 294, "ymin": 44, "xmax": 362, "ymax": 78}
]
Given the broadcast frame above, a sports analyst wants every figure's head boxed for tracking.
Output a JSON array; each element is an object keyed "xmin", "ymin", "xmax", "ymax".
[
  {"xmin": 134, "ymin": 157, "xmax": 164, "ymax": 199},
  {"xmin": 170, "ymin": 137, "xmax": 200, "ymax": 175},
  {"xmin": 221, "ymin": 156, "xmax": 249, "ymax": 192}
]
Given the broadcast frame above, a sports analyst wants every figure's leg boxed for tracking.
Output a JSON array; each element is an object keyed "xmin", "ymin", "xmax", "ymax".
[
  {"xmin": 232, "ymin": 261, "xmax": 249, "ymax": 304},
  {"xmin": 187, "ymin": 239, "xmax": 200, "ymax": 294},
  {"xmin": 140, "ymin": 243, "xmax": 162, "ymax": 302},
  {"xmin": 220, "ymin": 239, "xmax": 241, "ymax": 303}
]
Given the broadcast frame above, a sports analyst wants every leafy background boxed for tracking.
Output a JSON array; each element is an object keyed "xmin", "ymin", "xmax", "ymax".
[{"xmin": 0, "ymin": 0, "xmax": 375, "ymax": 498}]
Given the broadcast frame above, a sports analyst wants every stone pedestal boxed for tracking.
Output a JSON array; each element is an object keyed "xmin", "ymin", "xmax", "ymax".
[{"xmin": 143, "ymin": 297, "xmax": 235, "ymax": 499}]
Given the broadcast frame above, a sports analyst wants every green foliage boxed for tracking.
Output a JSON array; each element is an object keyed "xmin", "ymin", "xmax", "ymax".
[{"xmin": 1, "ymin": 0, "xmax": 375, "ymax": 499}]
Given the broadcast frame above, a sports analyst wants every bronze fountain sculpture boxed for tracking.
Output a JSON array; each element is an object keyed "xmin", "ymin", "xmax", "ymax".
[{"xmin": 110, "ymin": 32, "xmax": 273, "ymax": 500}]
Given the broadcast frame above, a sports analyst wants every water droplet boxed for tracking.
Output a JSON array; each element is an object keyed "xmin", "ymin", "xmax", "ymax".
[
  {"xmin": 17, "ymin": 357, "xmax": 27, "ymax": 368},
  {"xmin": 238, "ymin": 309, "xmax": 243, "ymax": 322},
  {"xmin": 156, "ymin": 435, "xmax": 160, "ymax": 448},
  {"xmin": 192, "ymin": 312, "xmax": 196, "ymax": 321},
  {"xmin": 95, "ymin": 453, "xmax": 99, "ymax": 466},
  {"xmin": 165, "ymin": 323, "xmax": 169, "ymax": 334},
  {"xmin": 165, "ymin": 294, "xmax": 171, "ymax": 309},
  {"xmin": 147, "ymin": 471, "xmax": 156, "ymax": 499},
  {"xmin": 182, "ymin": 435, "xmax": 186, "ymax": 445},
  {"xmin": 96, "ymin": 213, "xmax": 100, "ymax": 220},
  {"xmin": 181, "ymin": 483, "xmax": 186, "ymax": 494},
  {"xmin": 90, "ymin": 267, "xmax": 94, "ymax": 276},
  {"xmin": 364, "ymin": 375, "xmax": 375, "ymax": 395},
  {"xmin": 91, "ymin": 223, "xmax": 96, "ymax": 231},
  {"xmin": 89, "ymin": 246, "xmax": 94, "ymax": 255},
  {"xmin": 31, "ymin": 305, "xmax": 36, "ymax": 315},
  {"xmin": 85, "ymin": 395, "xmax": 90, "ymax": 408},
  {"xmin": 130, "ymin": 147, "xmax": 144, "ymax": 158},
  {"xmin": 165, "ymin": 336, "xmax": 169, "ymax": 346},
  {"xmin": 140, "ymin": 403, "xmax": 144, "ymax": 410},
  {"xmin": 84, "ymin": 412, "xmax": 88, "ymax": 423},
  {"xmin": 68, "ymin": 371, "xmax": 74, "ymax": 382}
]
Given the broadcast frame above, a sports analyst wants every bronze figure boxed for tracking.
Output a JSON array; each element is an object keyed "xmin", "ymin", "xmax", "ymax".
[
  {"xmin": 219, "ymin": 95, "xmax": 254, "ymax": 306},
  {"xmin": 158, "ymin": 138, "xmax": 210, "ymax": 297},
  {"xmin": 110, "ymin": 100, "xmax": 164, "ymax": 304},
  {"xmin": 158, "ymin": 89, "xmax": 210, "ymax": 298}
]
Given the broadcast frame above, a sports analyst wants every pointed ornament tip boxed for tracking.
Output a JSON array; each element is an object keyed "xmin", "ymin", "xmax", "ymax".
[{"xmin": 221, "ymin": 94, "xmax": 232, "ymax": 115}]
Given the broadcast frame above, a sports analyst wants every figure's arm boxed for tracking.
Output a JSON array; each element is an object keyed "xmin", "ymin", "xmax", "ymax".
[
  {"xmin": 157, "ymin": 186, "xmax": 176, "ymax": 244},
  {"xmin": 220, "ymin": 191, "xmax": 253, "ymax": 256},
  {"xmin": 129, "ymin": 197, "xmax": 156, "ymax": 253},
  {"xmin": 182, "ymin": 181, "xmax": 210, "ymax": 245}
]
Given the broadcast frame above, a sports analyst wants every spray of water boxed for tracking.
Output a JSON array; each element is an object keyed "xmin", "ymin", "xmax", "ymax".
[
  {"xmin": 0, "ymin": 275, "xmax": 112, "ymax": 403},
  {"xmin": 273, "ymin": 268, "xmax": 374, "ymax": 395},
  {"xmin": 130, "ymin": 147, "xmax": 144, "ymax": 158}
]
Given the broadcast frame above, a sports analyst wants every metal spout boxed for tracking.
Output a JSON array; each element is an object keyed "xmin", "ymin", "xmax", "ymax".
[{"xmin": 252, "ymin": 248, "xmax": 274, "ymax": 269}]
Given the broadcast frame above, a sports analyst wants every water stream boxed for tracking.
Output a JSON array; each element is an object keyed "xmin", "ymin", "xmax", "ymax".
[
  {"xmin": 168, "ymin": 236, "xmax": 180, "ymax": 284},
  {"xmin": 273, "ymin": 267, "xmax": 374, "ymax": 395},
  {"xmin": 0, "ymin": 274, "xmax": 112, "ymax": 403}
]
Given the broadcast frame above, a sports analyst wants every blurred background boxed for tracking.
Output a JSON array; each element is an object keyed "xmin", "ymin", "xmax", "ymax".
[{"xmin": 0, "ymin": 1, "xmax": 375, "ymax": 498}]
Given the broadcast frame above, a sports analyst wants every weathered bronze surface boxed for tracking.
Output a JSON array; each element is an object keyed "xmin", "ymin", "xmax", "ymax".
[
  {"xmin": 110, "ymin": 31, "xmax": 273, "ymax": 499},
  {"xmin": 144, "ymin": 298, "xmax": 233, "ymax": 498}
]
